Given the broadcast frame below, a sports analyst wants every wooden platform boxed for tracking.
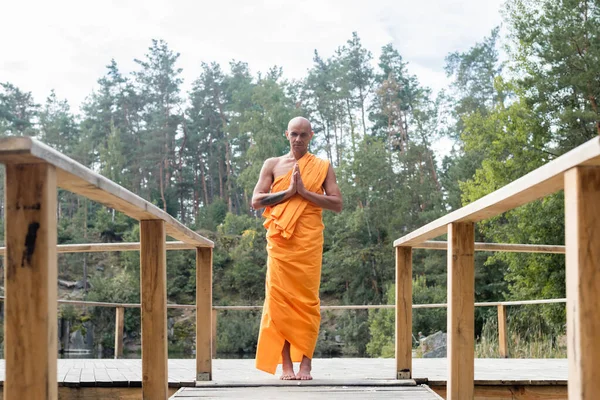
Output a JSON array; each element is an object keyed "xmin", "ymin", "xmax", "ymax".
[
  {"xmin": 0, "ymin": 357, "xmax": 568, "ymax": 387},
  {"xmin": 0, "ymin": 358, "xmax": 558, "ymax": 386},
  {"xmin": 0, "ymin": 358, "xmax": 568, "ymax": 399},
  {"xmin": 171, "ymin": 385, "xmax": 443, "ymax": 399}
]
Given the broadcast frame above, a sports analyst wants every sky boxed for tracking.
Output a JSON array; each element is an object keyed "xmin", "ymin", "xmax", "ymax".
[{"xmin": 2, "ymin": 0, "xmax": 505, "ymax": 112}]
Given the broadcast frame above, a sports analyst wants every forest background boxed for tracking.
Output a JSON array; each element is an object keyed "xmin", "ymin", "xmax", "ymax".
[{"xmin": 1, "ymin": 0, "xmax": 599, "ymax": 358}]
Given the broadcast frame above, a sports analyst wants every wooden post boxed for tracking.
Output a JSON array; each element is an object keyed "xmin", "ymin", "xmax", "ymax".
[
  {"xmin": 114, "ymin": 306, "xmax": 125, "ymax": 359},
  {"xmin": 4, "ymin": 163, "xmax": 58, "ymax": 400},
  {"xmin": 565, "ymin": 166, "xmax": 600, "ymax": 399},
  {"xmin": 212, "ymin": 309, "xmax": 218, "ymax": 358},
  {"xmin": 140, "ymin": 220, "xmax": 168, "ymax": 400},
  {"xmin": 447, "ymin": 222, "xmax": 475, "ymax": 400},
  {"xmin": 196, "ymin": 247, "xmax": 213, "ymax": 381},
  {"xmin": 395, "ymin": 246, "xmax": 412, "ymax": 379},
  {"xmin": 497, "ymin": 304, "xmax": 508, "ymax": 358}
]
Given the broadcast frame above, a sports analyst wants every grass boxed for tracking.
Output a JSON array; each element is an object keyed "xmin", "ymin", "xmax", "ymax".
[{"xmin": 475, "ymin": 316, "xmax": 566, "ymax": 358}]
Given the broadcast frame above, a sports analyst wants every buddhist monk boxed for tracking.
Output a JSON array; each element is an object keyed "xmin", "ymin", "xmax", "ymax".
[{"xmin": 251, "ymin": 116, "xmax": 343, "ymax": 380}]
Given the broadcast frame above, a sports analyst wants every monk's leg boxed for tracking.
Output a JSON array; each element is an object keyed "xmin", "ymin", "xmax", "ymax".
[
  {"xmin": 296, "ymin": 355, "xmax": 313, "ymax": 380},
  {"xmin": 280, "ymin": 340, "xmax": 295, "ymax": 380}
]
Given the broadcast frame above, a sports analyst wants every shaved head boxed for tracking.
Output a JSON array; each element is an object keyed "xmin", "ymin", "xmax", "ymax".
[{"xmin": 287, "ymin": 116, "xmax": 312, "ymax": 132}]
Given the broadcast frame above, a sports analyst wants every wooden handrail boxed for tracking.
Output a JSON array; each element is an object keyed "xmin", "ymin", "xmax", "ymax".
[
  {"xmin": 0, "ymin": 296, "xmax": 562, "ymax": 310},
  {"xmin": 414, "ymin": 241, "xmax": 566, "ymax": 254},
  {"xmin": 0, "ymin": 136, "xmax": 213, "ymax": 248},
  {"xmin": 0, "ymin": 240, "xmax": 566, "ymax": 256},
  {"xmin": 27, "ymin": 297, "xmax": 563, "ymax": 363},
  {"xmin": 0, "ymin": 137, "xmax": 215, "ymax": 398},
  {"xmin": 391, "ymin": 136, "xmax": 600, "ymax": 397},
  {"xmin": 0, "ymin": 241, "xmax": 197, "ymax": 255},
  {"xmin": 394, "ymin": 136, "xmax": 600, "ymax": 247}
]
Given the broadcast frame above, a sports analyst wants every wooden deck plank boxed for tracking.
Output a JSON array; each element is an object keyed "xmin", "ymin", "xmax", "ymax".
[
  {"xmin": 0, "ymin": 358, "xmax": 569, "ymax": 388},
  {"xmin": 79, "ymin": 369, "xmax": 96, "ymax": 387},
  {"xmin": 171, "ymin": 386, "xmax": 441, "ymax": 400},
  {"xmin": 93, "ymin": 368, "xmax": 113, "ymax": 387},
  {"xmin": 63, "ymin": 368, "xmax": 82, "ymax": 387}
]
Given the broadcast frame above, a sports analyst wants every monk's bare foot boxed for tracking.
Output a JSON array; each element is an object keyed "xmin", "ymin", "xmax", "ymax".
[
  {"xmin": 280, "ymin": 368, "xmax": 296, "ymax": 380},
  {"xmin": 295, "ymin": 356, "xmax": 313, "ymax": 380},
  {"xmin": 280, "ymin": 340, "xmax": 295, "ymax": 380}
]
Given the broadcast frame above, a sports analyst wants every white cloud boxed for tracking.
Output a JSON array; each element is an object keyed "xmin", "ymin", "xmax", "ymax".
[{"xmin": 1, "ymin": 0, "xmax": 504, "ymax": 110}]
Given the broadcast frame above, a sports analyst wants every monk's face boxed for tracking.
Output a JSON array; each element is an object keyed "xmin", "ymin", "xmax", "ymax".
[{"xmin": 285, "ymin": 119, "xmax": 314, "ymax": 154}]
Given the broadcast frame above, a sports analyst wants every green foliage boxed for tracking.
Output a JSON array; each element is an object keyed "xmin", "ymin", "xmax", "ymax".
[
  {"xmin": 366, "ymin": 287, "xmax": 395, "ymax": 358},
  {"xmin": 505, "ymin": 0, "xmax": 600, "ymax": 145},
  {"xmin": 196, "ymin": 198, "xmax": 228, "ymax": 231},
  {"xmin": 0, "ymin": 14, "xmax": 586, "ymax": 356},
  {"xmin": 171, "ymin": 317, "xmax": 196, "ymax": 353},
  {"xmin": 337, "ymin": 310, "xmax": 370, "ymax": 356},
  {"xmin": 216, "ymin": 311, "xmax": 261, "ymax": 354},
  {"xmin": 476, "ymin": 310, "xmax": 566, "ymax": 358},
  {"xmin": 366, "ymin": 277, "xmax": 447, "ymax": 358},
  {"xmin": 86, "ymin": 268, "xmax": 140, "ymax": 349},
  {"xmin": 59, "ymin": 305, "xmax": 90, "ymax": 336}
]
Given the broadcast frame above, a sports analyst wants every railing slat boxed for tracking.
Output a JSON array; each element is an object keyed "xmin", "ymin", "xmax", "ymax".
[
  {"xmin": 447, "ymin": 222, "xmax": 475, "ymax": 400},
  {"xmin": 196, "ymin": 247, "xmax": 213, "ymax": 381},
  {"xmin": 565, "ymin": 166, "xmax": 600, "ymax": 399},
  {"xmin": 114, "ymin": 307, "xmax": 125, "ymax": 359},
  {"xmin": 4, "ymin": 163, "xmax": 58, "ymax": 400},
  {"xmin": 0, "ymin": 241, "xmax": 196, "ymax": 255},
  {"xmin": 498, "ymin": 305, "xmax": 508, "ymax": 358},
  {"xmin": 140, "ymin": 220, "xmax": 168, "ymax": 400},
  {"xmin": 395, "ymin": 246, "xmax": 412, "ymax": 379},
  {"xmin": 414, "ymin": 241, "xmax": 566, "ymax": 254},
  {"xmin": 212, "ymin": 309, "xmax": 218, "ymax": 358}
]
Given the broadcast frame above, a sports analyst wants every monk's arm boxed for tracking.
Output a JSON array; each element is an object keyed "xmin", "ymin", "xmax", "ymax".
[
  {"xmin": 251, "ymin": 159, "xmax": 296, "ymax": 209},
  {"xmin": 297, "ymin": 164, "xmax": 343, "ymax": 213}
]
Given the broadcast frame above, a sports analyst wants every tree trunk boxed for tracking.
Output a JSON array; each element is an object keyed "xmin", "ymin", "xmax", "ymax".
[
  {"xmin": 193, "ymin": 164, "xmax": 199, "ymax": 219},
  {"xmin": 359, "ymin": 87, "xmax": 367, "ymax": 135},
  {"xmin": 218, "ymin": 159, "xmax": 224, "ymax": 200},
  {"xmin": 200, "ymin": 160, "xmax": 209, "ymax": 207},
  {"xmin": 159, "ymin": 161, "xmax": 167, "ymax": 211},
  {"xmin": 215, "ymin": 87, "xmax": 233, "ymax": 213},
  {"xmin": 346, "ymin": 98, "xmax": 356, "ymax": 157}
]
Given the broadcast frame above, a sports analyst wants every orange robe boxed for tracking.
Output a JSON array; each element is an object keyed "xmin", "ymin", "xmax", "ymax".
[{"xmin": 255, "ymin": 153, "xmax": 330, "ymax": 374}]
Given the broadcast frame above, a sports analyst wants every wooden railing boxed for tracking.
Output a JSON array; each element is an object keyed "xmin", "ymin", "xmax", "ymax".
[
  {"xmin": 2, "ymin": 296, "xmax": 564, "ymax": 361},
  {"xmin": 393, "ymin": 136, "xmax": 600, "ymax": 399},
  {"xmin": 0, "ymin": 137, "xmax": 214, "ymax": 400}
]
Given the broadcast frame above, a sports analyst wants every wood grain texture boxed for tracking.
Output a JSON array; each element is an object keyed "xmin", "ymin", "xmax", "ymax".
[
  {"xmin": 564, "ymin": 166, "xmax": 600, "ymax": 400},
  {"xmin": 431, "ymin": 385, "xmax": 567, "ymax": 400},
  {"xmin": 140, "ymin": 220, "xmax": 168, "ymax": 399},
  {"xmin": 413, "ymin": 241, "xmax": 565, "ymax": 254},
  {"xmin": 4, "ymin": 163, "xmax": 58, "ymax": 400},
  {"xmin": 394, "ymin": 136, "xmax": 600, "ymax": 247},
  {"xmin": 498, "ymin": 305, "xmax": 508, "ymax": 358},
  {"xmin": 196, "ymin": 247, "xmax": 213, "ymax": 381},
  {"xmin": 172, "ymin": 386, "xmax": 440, "ymax": 399},
  {"xmin": 447, "ymin": 222, "xmax": 475, "ymax": 400},
  {"xmin": 0, "ymin": 358, "xmax": 571, "ymax": 391},
  {"xmin": 0, "ymin": 241, "xmax": 196, "ymax": 255},
  {"xmin": 0, "ymin": 136, "xmax": 212, "ymax": 248},
  {"xmin": 212, "ymin": 310, "xmax": 218, "ymax": 358},
  {"xmin": 115, "ymin": 307, "xmax": 125, "ymax": 359},
  {"xmin": 396, "ymin": 246, "xmax": 413, "ymax": 379},
  {"xmin": 0, "ymin": 239, "xmax": 566, "ymax": 257}
]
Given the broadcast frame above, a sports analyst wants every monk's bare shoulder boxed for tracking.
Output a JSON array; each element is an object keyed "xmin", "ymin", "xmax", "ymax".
[{"xmin": 262, "ymin": 157, "xmax": 280, "ymax": 175}]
